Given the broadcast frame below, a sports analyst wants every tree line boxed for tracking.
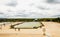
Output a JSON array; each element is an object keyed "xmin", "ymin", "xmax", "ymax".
[{"xmin": 0, "ymin": 17, "xmax": 60, "ymax": 22}]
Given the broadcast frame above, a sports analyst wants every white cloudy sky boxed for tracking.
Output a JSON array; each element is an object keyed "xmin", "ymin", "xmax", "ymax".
[{"xmin": 0, "ymin": 0, "xmax": 60, "ymax": 18}]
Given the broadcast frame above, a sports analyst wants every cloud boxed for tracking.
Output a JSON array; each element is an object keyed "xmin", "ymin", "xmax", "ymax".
[
  {"xmin": 0, "ymin": 12, "xmax": 7, "ymax": 18},
  {"xmin": 47, "ymin": 0, "xmax": 60, "ymax": 3},
  {"xmin": 0, "ymin": 10, "xmax": 48, "ymax": 18},
  {"xmin": 36, "ymin": 6, "xmax": 49, "ymax": 10},
  {"xmin": 0, "ymin": 0, "xmax": 60, "ymax": 18},
  {"xmin": 0, "ymin": 12, "xmax": 4, "ymax": 15},
  {"xmin": 6, "ymin": 0, "xmax": 17, "ymax": 7}
]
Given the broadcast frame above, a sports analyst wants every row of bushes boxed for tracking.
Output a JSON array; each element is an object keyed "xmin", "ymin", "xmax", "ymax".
[{"xmin": 0, "ymin": 17, "xmax": 60, "ymax": 22}]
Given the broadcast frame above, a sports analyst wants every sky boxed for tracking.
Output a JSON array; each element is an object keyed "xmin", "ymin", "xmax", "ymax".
[{"xmin": 0, "ymin": 0, "xmax": 60, "ymax": 18}]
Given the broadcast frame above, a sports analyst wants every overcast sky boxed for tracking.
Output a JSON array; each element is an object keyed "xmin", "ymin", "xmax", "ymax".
[{"xmin": 0, "ymin": 0, "xmax": 60, "ymax": 18}]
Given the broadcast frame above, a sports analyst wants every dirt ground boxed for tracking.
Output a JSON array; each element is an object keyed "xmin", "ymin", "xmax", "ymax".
[{"xmin": 0, "ymin": 22, "xmax": 60, "ymax": 37}]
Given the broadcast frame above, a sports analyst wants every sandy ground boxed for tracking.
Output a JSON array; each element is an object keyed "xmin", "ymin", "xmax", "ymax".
[
  {"xmin": 42, "ymin": 22, "xmax": 60, "ymax": 37},
  {"xmin": 0, "ymin": 22, "xmax": 60, "ymax": 37}
]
